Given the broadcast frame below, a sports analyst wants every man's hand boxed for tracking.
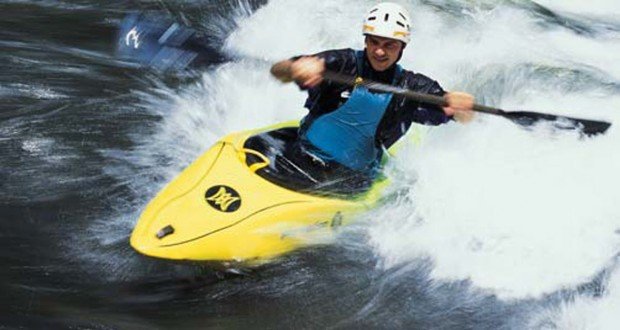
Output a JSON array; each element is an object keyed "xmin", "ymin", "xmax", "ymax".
[
  {"xmin": 443, "ymin": 92, "xmax": 475, "ymax": 123},
  {"xmin": 271, "ymin": 57, "xmax": 325, "ymax": 88},
  {"xmin": 291, "ymin": 57, "xmax": 325, "ymax": 88}
]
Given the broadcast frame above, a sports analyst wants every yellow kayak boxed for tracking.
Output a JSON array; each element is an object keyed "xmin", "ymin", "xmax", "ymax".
[{"xmin": 130, "ymin": 121, "xmax": 402, "ymax": 264}]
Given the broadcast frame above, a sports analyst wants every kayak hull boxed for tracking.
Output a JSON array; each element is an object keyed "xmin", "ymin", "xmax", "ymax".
[{"xmin": 130, "ymin": 121, "xmax": 388, "ymax": 263}]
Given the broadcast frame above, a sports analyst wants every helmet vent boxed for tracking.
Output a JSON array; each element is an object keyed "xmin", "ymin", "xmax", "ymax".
[{"xmin": 363, "ymin": 3, "xmax": 411, "ymax": 44}]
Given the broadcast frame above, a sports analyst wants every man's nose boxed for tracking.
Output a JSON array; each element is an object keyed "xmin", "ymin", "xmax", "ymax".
[{"xmin": 374, "ymin": 47, "xmax": 385, "ymax": 57}]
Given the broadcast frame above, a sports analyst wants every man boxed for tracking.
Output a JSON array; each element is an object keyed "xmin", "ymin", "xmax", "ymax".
[{"xmin": 270, "ymin": 2, "xmax": 474, "ymax": 193}]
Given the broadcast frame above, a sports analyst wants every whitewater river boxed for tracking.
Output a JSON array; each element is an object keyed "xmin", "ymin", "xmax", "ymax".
[{"xmin": 1, "ymin": 0, "xmax": 619, "ymax": 328}]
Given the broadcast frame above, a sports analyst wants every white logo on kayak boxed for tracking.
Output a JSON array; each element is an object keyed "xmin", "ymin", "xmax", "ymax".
[
  {"xmin": 206, "ymin": 187, "xmax": 240, "ymax": 212},
  {"xmin": 125, "ymin": 27, "xmax": 141, "ymax": 49}
]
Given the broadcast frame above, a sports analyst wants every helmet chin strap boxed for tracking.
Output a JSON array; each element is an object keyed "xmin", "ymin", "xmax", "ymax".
[{"xmin": 396, "ymin": 43, "xmax": 405, "ymax": 63}]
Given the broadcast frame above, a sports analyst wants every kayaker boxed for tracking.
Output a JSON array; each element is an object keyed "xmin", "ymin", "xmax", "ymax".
[{"xmin": 270, "ymin": 2, "xmax": 474, "ymax": 193}]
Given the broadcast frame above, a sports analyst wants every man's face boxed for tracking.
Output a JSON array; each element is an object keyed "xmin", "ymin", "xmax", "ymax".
[{"xmin": 365, "ymin": 35, "xmax": 404, "ymax": 71}]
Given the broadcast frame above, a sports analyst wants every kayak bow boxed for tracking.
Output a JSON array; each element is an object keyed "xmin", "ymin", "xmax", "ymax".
[{"xmin": 130, "ymin": 121, "xmax": 391, "ymax": 264}]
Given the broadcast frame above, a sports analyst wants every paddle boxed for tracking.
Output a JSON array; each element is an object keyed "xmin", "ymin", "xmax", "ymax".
[
  {"xmin": 322, "ymin": 72, "xmax": 612, "ymax": 136},
  {"xmin": 116, "ymin": 12, "xmax": 224, "ymax": 71},
  {"xmin": 116, "ymin": 13, "xmax": 612, "ymax": 136}
]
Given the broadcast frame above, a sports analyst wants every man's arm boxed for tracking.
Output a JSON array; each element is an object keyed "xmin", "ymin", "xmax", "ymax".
[
  {"xmin": 270, "ymin": 57, "xmax": 325, "ymax": 88},
  {"xmin": 405, "ymin": 74, "xmax": 474, "ymax": 124},
  {"xmin": 271, "ymin": 49, "xmax": 356, "ymax": 89}
]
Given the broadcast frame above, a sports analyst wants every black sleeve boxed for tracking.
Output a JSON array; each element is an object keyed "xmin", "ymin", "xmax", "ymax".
[
  {"xmin": 290, "ymin": 49, "xmax": 358, "ymax": 115},
  {"xmin": 401, "ymin": 72, "xmax": 453, "ymax": 126},
  {"xmin": 290, "ymin": 48, "xmax": 356, "ymax": 75},
  {"xmin": 291, "ymin": 48, "xmax": 357, "ymax": 90}
]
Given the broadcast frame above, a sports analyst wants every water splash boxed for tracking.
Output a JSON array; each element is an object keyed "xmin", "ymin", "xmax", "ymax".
[{"xmin": 348, "ymin": 1, "xmax": 620, "ymax": 309}]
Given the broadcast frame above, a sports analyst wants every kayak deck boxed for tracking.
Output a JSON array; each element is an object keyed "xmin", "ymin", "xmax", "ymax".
[{"xmin": 130, "ymin": 122, "xmax": 389, "ymax": 264}]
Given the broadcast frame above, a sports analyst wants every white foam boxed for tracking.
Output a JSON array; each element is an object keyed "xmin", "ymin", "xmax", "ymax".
[
  {"xmin": 352, "ymin": 1, "xmax": 620, "ymax": 300},
  {"xmin": 534, "ymin": 0, "xmax": 620, "ymax": 19},
  {"xmin": 223, "ymin": 0, "xmax": 620, "ymax": 302}
]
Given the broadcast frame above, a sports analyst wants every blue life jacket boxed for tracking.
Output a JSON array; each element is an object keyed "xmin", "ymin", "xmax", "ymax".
[{"xmin": 301, "ymin": 51, "xmax": 402, "ymax": 172}]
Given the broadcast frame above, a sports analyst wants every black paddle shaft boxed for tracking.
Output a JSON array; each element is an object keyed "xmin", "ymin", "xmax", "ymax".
[
  {"xmin": 114, "ymin": 13, "xmax": 611, "ymax": 136},
  {"xmin": 323, "ymin": 71, "xmax": 612, "ymax": 136}
]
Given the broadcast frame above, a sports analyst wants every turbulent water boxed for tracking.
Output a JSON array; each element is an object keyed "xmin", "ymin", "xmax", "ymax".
[{"xmin": 1, "ymin": 0, "xmax": 619, "ymax": 328}]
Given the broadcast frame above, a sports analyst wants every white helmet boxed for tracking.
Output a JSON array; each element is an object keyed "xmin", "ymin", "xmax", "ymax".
[{"xmin": 362, "ymin": 2, "xmax": 412, "ymax": 44}]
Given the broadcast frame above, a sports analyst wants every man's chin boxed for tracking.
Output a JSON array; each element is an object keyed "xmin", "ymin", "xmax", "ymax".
[{"xmin": 370, "ymin": 61, "xmax": 390, "ymax": 72}]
